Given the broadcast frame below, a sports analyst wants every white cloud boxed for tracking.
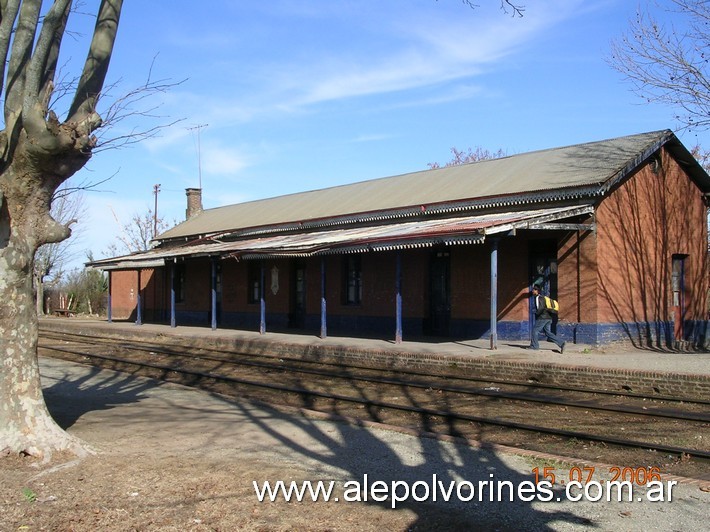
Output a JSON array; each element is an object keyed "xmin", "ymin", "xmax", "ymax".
[
  {"xmin": 143, "ymin": 1, "xmax": 589, "ymax": 131},
  {"xmin": 202, "ymin": 143, "xmax": 251, "ymax": 176}
]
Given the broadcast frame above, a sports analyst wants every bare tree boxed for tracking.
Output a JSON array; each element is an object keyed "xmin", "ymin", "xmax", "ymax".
[
  {"xmin": 456, "ymin": 1, "xmax": 524, "ymax": 17},
  {"xmin": 609, "ymin": 0, "xmax": 710, "ymax": 131},
  {"xmin": 106, "ymin": 207, "xmax": 172, "ymax": 256},
  {"xmin": 428, "ymin": 146, "xmax": 507, "ymax": 169},
  {"xmin": 57, "ymin": 252, "xmax": 108, "ymax": 316},
  {"xmin": 34, "ymin": 182, "xmax": 86, "ymax": 315},
  {"xmin": 0, "ymin": 0, "xmax": 124, "ymax": 460}
]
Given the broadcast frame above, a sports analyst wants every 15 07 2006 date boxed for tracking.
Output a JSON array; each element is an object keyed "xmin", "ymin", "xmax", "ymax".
[{"xmin": 532, "ymin": 466, "xmax": 663, "ymax": 486}]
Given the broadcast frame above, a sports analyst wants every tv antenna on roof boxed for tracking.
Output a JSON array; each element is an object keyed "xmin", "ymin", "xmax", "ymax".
[{"xmin": 187, "ymin": 123, "xmax": 208, "ymax": 189}]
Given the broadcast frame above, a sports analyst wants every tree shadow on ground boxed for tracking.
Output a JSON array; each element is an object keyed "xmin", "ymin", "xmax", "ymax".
[
  {"xmin": 228, "ymin": 399, "xmax": 595, "ymax": 530},
  {"xmin": 41, "ymin": 359, "xmax": 160, "ymax": 429},
  {"xmin": 39, "ymin": 357, "xmax": 597, "ymax": 530}
]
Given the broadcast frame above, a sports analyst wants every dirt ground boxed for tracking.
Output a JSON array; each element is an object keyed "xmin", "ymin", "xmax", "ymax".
[
  {"xmin": 2, "ymin": 357, "xmax": 709, "ymax": 531},
  {"xmin": 2, "ymin": 359, "xmax": 423, "ymax": 531}
]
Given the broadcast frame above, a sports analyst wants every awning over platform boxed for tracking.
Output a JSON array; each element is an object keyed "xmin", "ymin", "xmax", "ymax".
[{"xmin": 89, "ymin": 204, "xmax": 594, "ymax": 270}]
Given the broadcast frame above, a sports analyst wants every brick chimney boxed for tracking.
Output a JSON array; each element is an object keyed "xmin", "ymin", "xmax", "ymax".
[{"xmin": 185, "ymin": 188, "xmax": 203, "ymax": 220}]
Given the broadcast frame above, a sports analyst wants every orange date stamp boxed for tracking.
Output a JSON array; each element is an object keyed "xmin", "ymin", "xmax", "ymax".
[{"xmin": 532, "ymin": 466, "xmax": 662, "ymax": 486}]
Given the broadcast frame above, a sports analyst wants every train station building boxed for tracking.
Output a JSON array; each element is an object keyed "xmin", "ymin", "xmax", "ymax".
[{"xmin": 88, "ymin": 129, "xmax": 710, "ymax": 348}]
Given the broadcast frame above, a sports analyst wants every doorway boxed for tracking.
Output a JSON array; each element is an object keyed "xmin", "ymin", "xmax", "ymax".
[
  {"xmin": 290, "ymin": 260, "xmax": 307, "ymax": 328},
  {"xmin": 428, "ymin": 250, "xmax": 451, "ymax": 336},
  {"xmin": 529, "ymin": 241, "xmax": 559, "ymax": 335},
  {"xmin": 671, "ymin": 254, "xmax": 687, "ymax": 343}
]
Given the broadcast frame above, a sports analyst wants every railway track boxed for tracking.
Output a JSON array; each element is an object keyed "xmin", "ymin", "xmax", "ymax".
[{"xmin": 38, "ymin": 330, "xmax": 710, "ymax": 475}]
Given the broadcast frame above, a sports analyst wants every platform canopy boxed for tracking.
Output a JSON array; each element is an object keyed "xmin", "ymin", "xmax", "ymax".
[{"xmin": 89, "ymin": 204, "xmax": 593, "ymax": 270}]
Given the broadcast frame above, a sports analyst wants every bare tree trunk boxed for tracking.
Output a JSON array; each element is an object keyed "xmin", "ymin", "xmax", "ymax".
[
  {"xmin": 0, "ymin": 0, "xmax": 122, "ymax": 461},
  {"xmin": 0, "ymin": 197, "xmax": 86, "ymax": 459},
  {"xmin": 0, "ymin": 125, "xmax": 95, "ymax": 460}
]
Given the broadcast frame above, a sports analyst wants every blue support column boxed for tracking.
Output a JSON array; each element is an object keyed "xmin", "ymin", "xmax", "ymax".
[
  {"xmin": 259, "ymin": 261, "xmax": 266, "ymax": 334},
  {"xmin": 320, "ymin": 257, "xmax": 327, "ymax": 339},
  {"xmin": 395, "ymin": 252, "xmax": 403, "ymax": 344},
  {"xmin": 170, "ymin": 262, "xmax": 176, "ymax": 328},
  {"xmin": 107, "ymin": 271, "xmax": 112, "ymax": 323},
  {"xmin": 211, "ymin": 257, "xmax": 217, "ymax": 331},
  {"xmin": 136, "ymin": 269, "xmax": 143, "ymax": 326},
  {"xmin": 490, "ymin": 239, "xmax": 498, "ymax": 350}
]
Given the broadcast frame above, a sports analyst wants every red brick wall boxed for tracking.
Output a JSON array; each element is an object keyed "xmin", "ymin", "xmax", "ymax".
[
  {"xmin": 180, "ymin": 259, "xmax": 210, "ymax": 312},
  {"xmin": 221, "ymin": 259, "xmax": 248, "ymax": 312},
  {"xmin": 451, "ymin": 240, "xmax": 529, "ymax": 321},
  {"xmin": 220, "ymin": 259, "xmax": 292, "ymax": 313},
  {"xmin": 110, "ymin": 270, "xmax": 138, "ymax": 320},
  {"xmin": 109, "ymin": 268, "xmax": 166, "ymax": 320},
  {"xmin": 595, "ymin": 148, "xmax": 708, "ymax": 325},
  {"xmin": 267, "ymin": 260, "xmax": 291, "ymax": 313},
  {"xmin": 555, "ymin": 224, "xmax": 598, "ymax": 325}
]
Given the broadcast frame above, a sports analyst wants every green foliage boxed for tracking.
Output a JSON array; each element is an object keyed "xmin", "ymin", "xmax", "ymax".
[
  {"xmin": 21, "ymin": 487, "xmax": 37, "ymax": 503},
  {"xmin": 56, "ymin": 254, "xmax": 109, "ymax": 315}
]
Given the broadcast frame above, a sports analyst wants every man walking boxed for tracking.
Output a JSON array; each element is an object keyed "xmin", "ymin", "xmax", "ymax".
[{"xmin": 528, "ymin": 284, "xmax": 566, "ymax": 353}]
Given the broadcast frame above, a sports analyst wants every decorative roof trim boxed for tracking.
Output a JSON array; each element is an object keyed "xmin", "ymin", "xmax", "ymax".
[
  {"xmin": 88, "ymin": 205, "xmax": 594, "ymax": 269},
  {"xmin": 236, "ymin": 234, "xmax": 486, "ymax": 260}
]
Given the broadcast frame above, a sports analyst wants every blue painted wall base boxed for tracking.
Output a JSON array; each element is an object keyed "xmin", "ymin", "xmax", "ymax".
[{"xmin": 161, "ymin": 311, "xmax": 708, "ymax": 348}]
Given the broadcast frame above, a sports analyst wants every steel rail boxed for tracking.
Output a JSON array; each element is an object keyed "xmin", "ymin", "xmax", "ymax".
[
  {"xmin": 38, "ymin": 332, "xmax": 710, "ymax": 422},
  {"xmin": 39, "ymin": 343, "xmax": 710, "ymax": 462},
  {"xmin": 38, "ymin": 329, "xmax": 710, "ymax": 406}
]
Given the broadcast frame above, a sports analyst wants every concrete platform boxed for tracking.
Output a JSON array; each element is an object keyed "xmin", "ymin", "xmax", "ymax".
[{"xmin": 39, "ymin": 316, "xmax": 710, "ymax": 401}]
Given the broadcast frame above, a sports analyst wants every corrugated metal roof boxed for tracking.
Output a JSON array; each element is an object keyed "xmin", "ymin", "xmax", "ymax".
[
  {"xmin": 157, "ymin": 130, "xmax": 698, "ymax": 241},
  {"xmin": 90, "ymin": 205, "xmax": 593, "ymax": 269}
]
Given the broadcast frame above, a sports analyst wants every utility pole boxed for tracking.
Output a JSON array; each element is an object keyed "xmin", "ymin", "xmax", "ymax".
[
  {"xmin": 188, "ymin": 124, "xmax": 208, "ymax": 189},
  {"xmin": 153, "ymin": 184, "xmax": 161, "ymax": 239}
]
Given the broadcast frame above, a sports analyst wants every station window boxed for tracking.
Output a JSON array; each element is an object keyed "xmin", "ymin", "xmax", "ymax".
[
  {"xmin": 671, "ymin": 254, "xmax": 687, "ymax": 307},
  {"xmin": 174, "ymin": 263, "xmax": 186, "ymax": 303},
  {"xmin": 248, "ymin": 262, "xmax": 262, "ymax": 304},
  {"xmin": 343, "ymin": 255, "xmax": 362, "ymax": 305}
]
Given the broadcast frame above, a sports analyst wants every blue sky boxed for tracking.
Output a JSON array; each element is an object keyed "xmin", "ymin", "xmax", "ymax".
[{"xmin": 61, "ymin": 0, "xmax": 708, "ymax": 268}]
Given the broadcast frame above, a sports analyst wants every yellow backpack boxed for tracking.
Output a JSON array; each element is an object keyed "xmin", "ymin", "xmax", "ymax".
[{"xmin": 542, "ymin": 296, "xmax": 559, "ymax": 313}]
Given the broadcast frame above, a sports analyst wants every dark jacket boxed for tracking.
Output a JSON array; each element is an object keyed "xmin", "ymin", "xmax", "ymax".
[{"xmin": 534, "ymin": 294, "xmax": 553, "ymax": 320}]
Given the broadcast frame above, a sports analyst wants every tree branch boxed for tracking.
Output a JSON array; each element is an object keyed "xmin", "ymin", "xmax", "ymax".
[
  {"xmin": 0, "ymin": 0, "xmax": 22, "ymax": 98},
  {"xmin": 67, "ymin": 0, "xmax": 123, "ymax": 134},
  {"xmin": 3, "ymin": 0, "xmax": 41, "ymax": 155},
  {"xmin": 458, "ymin": 0, "xmax": 524, "ymax": 17},
  {"xmin": 22, "ymin": 0, "xmax": 72, "ymax": 138},
  {"xmin": 93, "ymin": 69, "xmax": 187, "ymax": 151},
  {"xmin": 609, "ymin": 0, "xmax": 710, "ymax": 130},
  {"xmin": 39, "ymin": 1, "xmax": 72, "ymax": 114}
]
